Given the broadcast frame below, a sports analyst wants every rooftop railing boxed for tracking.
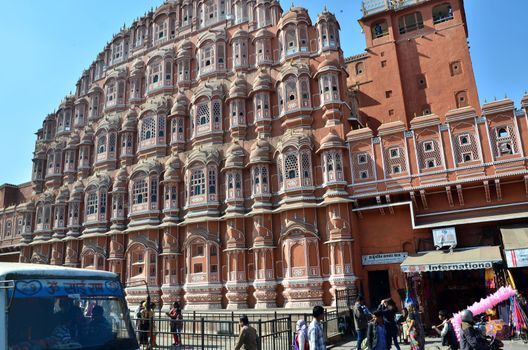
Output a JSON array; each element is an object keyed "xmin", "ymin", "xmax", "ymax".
[{"xmin": 362, "ymin": 0, "xmax": 430, "ymax": 17}]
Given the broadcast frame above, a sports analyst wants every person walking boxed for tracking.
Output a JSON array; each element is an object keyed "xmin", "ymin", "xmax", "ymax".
[
  {"xmin": 353, "ymin": 296, "xmax": 371, "ymax": 350},
  {"xmin": 366, "ymin": 310, "xmax": 390, "ymax": 350},
  {"xmin": 167, "ymin": 302, "xmax": 183, "ymax": 347},
  {"xmin": 378, "ymin": 299, "xmax": 401, "ymax": 350},
  {"xmin": 294, "ymin": 319, "xmax": 309, "ymax": 350},
  {"xmin": 459, "ymin": 310, "xmax": 487, "ymax": 350},
  {"xmin": 234, "ymin": 315, "xmax": 258, "ymax": 350},
  {"xmin": 406, "ymin": 304, "xmax": 423, "ymax": 350},
  {"xmin": 432, "ymin": 310, "xmax": 459, "ymax": 350},
  {"xmin": 308, "ymin": 305, "xmax": 326, "ymax": 350}
]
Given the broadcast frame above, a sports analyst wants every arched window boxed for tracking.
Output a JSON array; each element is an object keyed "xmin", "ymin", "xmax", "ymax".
[
  {"xmin": 197, "ymin": 103, "xmax": 210, "ymax": 126},
  {"xmin": 399, "ymin": 12, "xmax": 424, "ymax": 34},
  {"xmin": 97, "ymin": 135, "xmax": 107, "ymax": 154},
  {"xmin": 433, "ymin": 3, "xmax": 453, "ymax": 24},
  {"xmin": 254, "ymin": 93, "xmax": 270, "ymax": 120},
  {"xmin": 191, "ymin": 169, "xmax": 205, "ymax": 196},
  {"xmin": 87, "ymin": 192, "xmax": 98, "ymax": 215},
  {"xmin": 319, "ymin": 74, "xmax": 340, "ymax": 104},
  {"xmin": 285, "ymin": 154, "xmax": 299, "ymax": 179},
  {"xmin": 497, "ymin": 127, "xmax": 509, "ymax": 138},
  {"xmin": 141, "ymin": 117, "xmax": 156, "ymax": 140},
  {"xmin": 286, "ymin": 78, "xmax": 297, "ymax": 107},
  {"xmin": 226, "ymin": 171, "xmax": 243, "ymax": 200},
  {"xmin": 285, "ymin": 29, "xmax": 297, "ymax": 54},
  {"xmin": 200, "ymin": 44, "xmax": 215, "ymax": 74},
  {"xmin": 133, "ymin": 178, "xmax": 148, "ymax": 205},
  {"xmin": 106, "ymin": 82, "xmax": 116, "ymax": 107},
  {"xmin": 323, "ymin": 151, "xmax": 343, "ymax": 183},
  {"xmin": 252, "ymin": 166, "xmax": 269, "ymax": 194}
]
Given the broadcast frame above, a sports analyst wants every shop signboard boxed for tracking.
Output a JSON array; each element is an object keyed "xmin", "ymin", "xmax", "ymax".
[
  {"xmin": 504, "ymin": 248, "xmax": 528, "ymax": 268},
  {"xmin": 400, "ymin": 261, "xmax": 494, "ymax": 273},
  {"xmin": 432, "ymin": 227, "xmax": 457, "ymax": 248},
  {"xmin": 362, "ymin": 252, "xmax": 408, "ymax": 266}
]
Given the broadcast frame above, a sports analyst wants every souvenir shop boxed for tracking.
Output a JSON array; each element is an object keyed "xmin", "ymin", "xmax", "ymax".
[{"xmin": 399, "ymin": 226, "xmax": 528, "ymax": 340}]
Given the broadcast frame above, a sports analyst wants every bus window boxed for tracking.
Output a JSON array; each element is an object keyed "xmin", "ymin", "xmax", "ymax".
[{"xmin": 7, "ymin": 278, "xmax": 137, "ymax": 350}]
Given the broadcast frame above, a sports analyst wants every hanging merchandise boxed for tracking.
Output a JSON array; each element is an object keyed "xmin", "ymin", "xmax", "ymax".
[
  {"xmin": 485, "ymin": 268, "xmax": 496, "ymax": 290},
  {"xmin": 511, "ymin": 296, "xmax": 528, "ymax": 336},
  {"xmin": 404, "ymin": 288, "xmax": 414, "ymax": 307},
  {"xmin": 452, "ymin": 285, "xmax": 517, "ymax": 341}
]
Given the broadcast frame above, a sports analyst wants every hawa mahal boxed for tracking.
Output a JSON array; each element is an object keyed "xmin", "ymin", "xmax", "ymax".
[{"xmin": 1, "ymin": 0, "xmax": 528, "ymax": 311}]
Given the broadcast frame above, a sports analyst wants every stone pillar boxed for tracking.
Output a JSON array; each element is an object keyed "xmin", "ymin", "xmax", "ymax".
[{"xmin": 225, "ymin": 250, "xmax": 248, "ymax": 309}]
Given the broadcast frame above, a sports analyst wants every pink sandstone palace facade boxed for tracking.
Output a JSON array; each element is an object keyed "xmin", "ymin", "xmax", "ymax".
[{"xmin": 1, "ymin": 0, "xmax": 528, "ymax": 315}]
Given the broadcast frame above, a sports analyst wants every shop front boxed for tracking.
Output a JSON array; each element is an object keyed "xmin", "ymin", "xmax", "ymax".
[
  {"xmin": 500, "ymin": 226, "xmax": 528, "ymax": 297},
  {"xmin": 400, "ymin": 246, "xmax": 504, "ymax": 326}
]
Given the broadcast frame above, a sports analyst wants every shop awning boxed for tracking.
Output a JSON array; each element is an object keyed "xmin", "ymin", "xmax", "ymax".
[
  {"xmin": 500, "ymin": 227, "xmax": 528, "ymax": 268},
  {"xmin": 500, "ymin": 227, "xmax": 528, "ymax": 250},
  {"xmin": 400, "ymin": 246, "xmax": 503, "ymax": 273}
]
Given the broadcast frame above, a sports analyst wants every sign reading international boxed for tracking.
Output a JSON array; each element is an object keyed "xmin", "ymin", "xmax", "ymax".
[
  {"xmin": 362, "ymin": 252, "xmax": 408, "ymax": 266},
  {"xmin": 505, "ymin": 248, "xmax": 528, "ymax": 268},
  {"xmin": 400, "ymin": 261, "xmax": 494, "ymax": 273},
  {"xmin": 432, "ymin": 227, "xmax": 457, "ymax": 248}
]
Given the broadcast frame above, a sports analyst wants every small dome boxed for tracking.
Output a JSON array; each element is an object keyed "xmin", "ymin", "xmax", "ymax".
[
  {"xmin": 252, "ymin": 68, "xmax": 273, "ymax": 93},
  {"xmin": 81, "ymin": 126, "xmax": 94, "ymax": 145},
  {"xmin": 224, "ymin": 142, "xmax": 245, "ymax": 169},
  {"xmin": 70, "ymin": 179, "xmax": 84, "ymax": 200},
  {"xmin": 170, "ymin": 92, "xmax": 188, "ymax": 116},
  {"xmin": 164, "ymin": 154, "xmax": 181, "ymax": 180},
  {"xmin": 232, "ymin": 28, "xmax": 248, "ymax": 40},
  {"xmin": 122, "ymin": 109, "xmax": 138, "ymax": 131},
  {"xmin": 114, "ymin": 166, "xmax": 129, "ymax": 189},
  {"xmin": 316, "ymin": 6, "xmax": 338, "ymax": 25},
  {"xmin": 317, "ymin": 58, "xmax": 338, "ymax": 72},
  {"xmin": 66, "ymin": 133, "xmax": 80, "ymax": 148},
  {"xmin": 57, "ymin": 186, "xmax": 70, "ymax": 203},
  {"xmin": 254, "ymin": 28, "xmax": 273, "ymax": 40},
  {"xmin": 249, "ymin": 138, "xmax": 271, "ymax": 164},
  {"xmin": 278, "ymin": 6, "xmax": 311, "ymax": 29},
  {"xmin": 317, "ymin": 130, "xmax": 345, "ymax": 152},
  {"xmin": 229, "ymin": 76, "xmax": 247, "ymax": 99}
]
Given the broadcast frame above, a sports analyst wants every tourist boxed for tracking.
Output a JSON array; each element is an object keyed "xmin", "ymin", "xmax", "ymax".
[
  {"xmin": 406, "ymin": 304, "xmax": 423, "ymax": 350},
  {"xmin": 432, "ymin": 310, "xmax": 459, "ymax": 350},
  {"xmin": 308, "ymin": 305, "xmax": 326, "ymax": 350},
  {"xmin": 167, "ymin": 301, "xmax": 183, "ymax": 347},
  {"xmin": 138, "ymin": 300, "xmax": 155, "ymax": 346},
  {"xmin": 295, "ymin": 319, "xmax": 309, "ymax": 350},
  {"xmin": 460, "ymin": 310, "xmax": 487, "ymax": 350},
  {"xmin": 378, "ymin": 298, "xmax": 400, "ymax": 350},
  {"xmin": 234, "ymin": 315, "xmax": 258, "ymax": 350},
  {"xmin": 366, "ymin": 310, "xmax": 389, "ymax": 350},
  {"xmin": 354, "ymin": 296, "xmax": 371, "ymax": 350},
  {"xmin": 398, "ymin": 307, "xmax": 409, "ymax": 344}
]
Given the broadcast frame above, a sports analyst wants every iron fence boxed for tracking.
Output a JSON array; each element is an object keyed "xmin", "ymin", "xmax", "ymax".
[
  {"xmin": 132, "ymin": 314, "xmax": 292, "ymax": 349},
  {"xmin": 130, "ymin": 288, "xmax": 358, "ymax": 349}
]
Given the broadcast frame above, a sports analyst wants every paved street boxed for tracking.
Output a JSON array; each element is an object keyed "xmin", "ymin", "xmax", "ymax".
[{"xmin": 329, "ymin": 337, "xmax": 528, "ymax": 350}]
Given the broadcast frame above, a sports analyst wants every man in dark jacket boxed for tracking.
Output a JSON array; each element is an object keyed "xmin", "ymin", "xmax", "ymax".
[
  {"xmin": 460, "ymin": 310, "xmax": 488, "ymax": 350},
  {"xmin": 354, "ymin": 296, "xmax": 371, "ymax": 350},
  {"xmin": 367, "ymin": 311, "xmax": 390, "ymax": 350},
  {"xmin": 235, "ymin": 315, "xmax": 258, "ymax": 350}
]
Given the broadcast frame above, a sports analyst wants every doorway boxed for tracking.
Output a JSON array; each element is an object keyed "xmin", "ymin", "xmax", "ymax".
[{"xmin": 368, "ymin": 270, "xmax": 390, "ymax": 308}]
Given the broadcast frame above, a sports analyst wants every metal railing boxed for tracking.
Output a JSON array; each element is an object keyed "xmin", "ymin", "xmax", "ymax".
[
  {"xmin": 362, "ymin": 0, "xmax": 430, "ymax": 16},
  {"xmin": 132, "ymin": 313, "xmax": 292, "ymax": 349}
]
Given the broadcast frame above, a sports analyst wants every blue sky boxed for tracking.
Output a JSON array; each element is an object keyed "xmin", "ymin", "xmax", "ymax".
[{"xmin": 0, "ymin": 0, "xmax": 526, "ymax": 186}]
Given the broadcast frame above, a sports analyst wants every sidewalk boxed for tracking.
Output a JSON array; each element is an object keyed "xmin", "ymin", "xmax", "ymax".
[{"xmin": 329, "ymin": 336, "xmax": 527, "ymax": 350}]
